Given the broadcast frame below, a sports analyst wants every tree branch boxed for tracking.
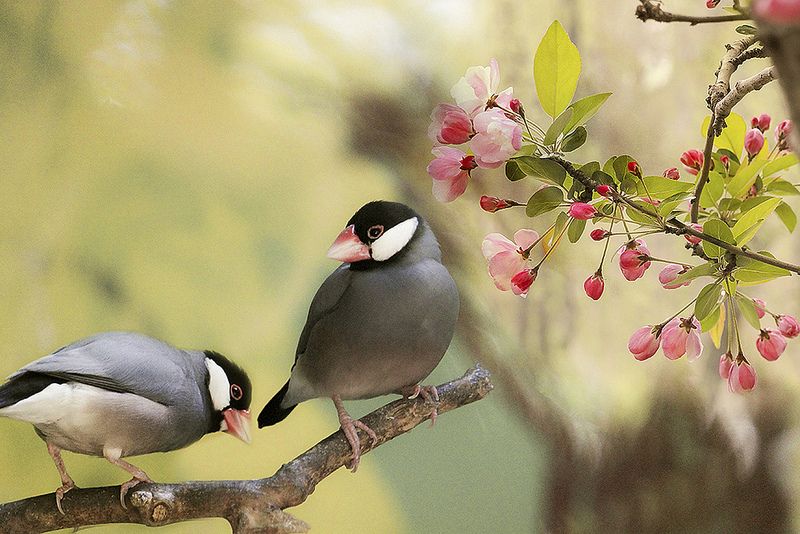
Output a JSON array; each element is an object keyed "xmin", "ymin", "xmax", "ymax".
[
  {"xmin": 636, "ymin": 0, "xmax": 750, "ymax": 25},
  {"xmin": 713, "ymin": 66, "xmax": 777, "ymax": 131},
  {"xmin": 0, "ymin": 366, "xmax": 493, "ymax": 534}
]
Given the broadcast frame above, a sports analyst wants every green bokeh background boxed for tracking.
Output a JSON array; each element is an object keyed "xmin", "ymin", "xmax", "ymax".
[{"xmin": 2, "ymin": 1, "xmax": 798, "ymax": 532}]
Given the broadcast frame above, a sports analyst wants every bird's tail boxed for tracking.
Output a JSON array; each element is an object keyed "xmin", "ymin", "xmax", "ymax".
[
  {"xmin": 0, "ymin": 373, "xmax": 63, "ymax": 411},
  {"xmin": 257, "ymin": 380, "xmax": 296, "ymax": 428}
]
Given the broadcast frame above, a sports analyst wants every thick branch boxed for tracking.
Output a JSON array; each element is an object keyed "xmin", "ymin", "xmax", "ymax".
[
  {"xmin": 713, "ymin": 66, "xmax": 777, "ymax": 131},
  {"xmin": 0, "ymin": 366, "xmax": 493, "ymax": 534},
  {"xmin": 636, "ymin": 0, "xmax": 750, "ymax": 25}
]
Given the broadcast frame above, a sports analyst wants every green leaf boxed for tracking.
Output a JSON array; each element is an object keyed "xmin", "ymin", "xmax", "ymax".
[
  {"xmin": 592, "ymin": 170, "xmax": 614, "ymax": 186},
  {"xmin": 625, "ymin": 200, "xmax": 660, "ymax": 225},
  {"xmin": 735, "ymin": 294, "xmax": 762, "ymax": 330},
  {"xmin": 727, "ymin": 158, "xmax": 768, "ymax": 198},
  {"xmin": 602, "ymin": 156, "xmax": 616, "ymax": 179},
  {"xmin": 702, "ymin": 218, "xmax": 736, "ymax": 258},
  {"xmin": 580, "ymin": 161, "xmax": 600, "ymax": 176},
  {"xmin": 763, "ymin": 153, "xmax": 799, "ymax": 177},
  {"xmin": 695, "ymin": 283, "xmax": 723, "ymax": 322},
  {"xmin": 563, "ymin": 92, "xmax": 612, "ymax": 133},
  {"xmin": 526, "ymin": 186, "xmax": 564, "ymax": 217},
  {"xmin": 613, "ymin": 155, "xmax": 635, "ymax": 182},
  {"xmin": 736, "ymin": 24, "xmax": 758, "ymax": 35},
  {"xmin": 699, "ymin": 171, "xmax": 724, "ymax": 209},
  {"xmin": 702, "ymin": 112, "xmax": 746, "ymax": 156},
  {"xmin": 765, "ymin": 179, "xmax": 800, "ymax": 195},
  {"xmin": 638, "ymin": 175, "xmax": 694, "ymax": 200},
  {"xmin": 733, "ymin": 253, "xmax": 791, "ymax": 285},
  {"xmin": 776, "ymin": 201, "xmax": 797, "ymax": 232},
  {"xmin": 658, "ymin": 192, "xmax": 691, "ymax": 218},
  {"xmin": 514, "ymin": 156, "xmax": 567, "ymax": 187},
  {"xmin": 561, "ymin": 126, "xmax": 587, "ymax": 152},
  {"xmin": 706, "ymin": 302, "xmax": 726, "ymax": 347},
  {"xmin": 731, "ymin": 196, "xmax": 781, "ymax": 245},
  {"xmin": 534, "ymin": 20, "xmax": 581, "ymax": 118},
  {"xmin": 544, "ymin": 108, "xmax": 574, "ymax": 146},
  {"xmin": 700, "ymin": 304, "xmax": 722, "ymax": 335},
  {"xmin": 549, "ymin": 212, "xmax": 570, "ymax": 247},
  {"xmin": 671, "ymin": 262, "xmax": 719, "ymax": 285},
  {"xmin": 567, "ymin": 218, "xmax": 586, "ymax": 243},
  {"xmin": 505, "ymin": 160, "xmax": 526, "ymax": 182}
]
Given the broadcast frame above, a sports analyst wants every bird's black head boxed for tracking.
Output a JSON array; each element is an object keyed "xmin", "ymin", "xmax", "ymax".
[
  {"xmin": 327, "ymin": 201, "xmax": 422, "ymax": 269},
  {"xmin": 203, "ymin": 350, "xmax": 252, "ymax": 443}
]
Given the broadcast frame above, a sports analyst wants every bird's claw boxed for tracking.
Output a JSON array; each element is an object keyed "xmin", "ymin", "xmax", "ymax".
[
  {"xmin": 339, "ymin": 415, "xmax": 378, "ymax": 473},
  {"xmin": 54, "ymin": 481, "xmax": 75, "ymax": 515},
  {"xmin": 400, "ymin": 384, "xmax": 439, "ymax": 426},
  {"xmin": 119, "ymin": 475, "xmax": 152, "ymax": 509}
]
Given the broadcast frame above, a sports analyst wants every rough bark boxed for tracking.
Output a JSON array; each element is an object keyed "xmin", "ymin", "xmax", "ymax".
[{"xmin": 0, "ymin": 366, "xmax": 493, "ymax": 534}]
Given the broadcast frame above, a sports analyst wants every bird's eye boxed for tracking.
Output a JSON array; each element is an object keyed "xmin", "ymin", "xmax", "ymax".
[
  {"xmin": 230, "ymin": 384, "xmax": 243, "ymax": 401},
  {"xmin": 367, "ymin": 225, "xmax": 384, "ymax": 240}
]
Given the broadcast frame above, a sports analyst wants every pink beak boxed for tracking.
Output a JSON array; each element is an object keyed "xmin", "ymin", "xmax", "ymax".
[
  {"xmin": 223, "ymin": 409, "xmax": 251, "ymax": 444},
  {"xmin": 326, "ymin": 224, "xmax": 371, "ymax": 263}
]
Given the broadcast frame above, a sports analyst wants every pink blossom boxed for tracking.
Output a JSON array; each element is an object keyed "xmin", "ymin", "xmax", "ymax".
[
  {"xmin": 756, "ymin": 329, "xmax": 787, "ymax": 361},
  {"xmin": 618, "ymin": 239, "xmax": 651, "ymax": 281},
  {"xmin": 470, "ymin": 108, "xmax": 522, "ymax": 168},
  {"xmin": 680, "ymin": 149, "xmax": 704, "ymax": 175},
  {"xmin": 753, "ymin": 298, "xmax": 768, "ymax": 319},
  {"xmin": 427, "ymin": 147, "xmax": 476, "ymax": 202},
  {"xmin": 450, "ymin": 58, "xmax": 513, "ymax": 116},
  {"xmin": 590, "ymin": 229, "xmax": 609, "ymax": 241},
  {"xmin": 658, "ymin": 264, "xmax": 690, "ymax": 289},
  {"xmin": 511, "ymin": 269, "xmax": 537, "ymax": 297},
  {"xmin": 661, "ymin": 317, "xmax": 704, "ymax": 361},
  {"xmin": 776, "ymin": 119, "xmax": 793, "ymax": 151},
  {"xmin": 627, "ymin": 160, "xmax": 641, "ymax": 177},
  {"xmin": 776, "ymin": 314, "xmax": 800, "ymax": 338},
  {"xmin": 584, "ymin": 272, "xmax": 604, "ymax": 300},
  {"xmin": 754, "ymin": 0, "xmax": 800, "ymax": 23},
  {"xmin": 684, "ymin": 223, "xmax": 703, "ymax": 245},
  {"xmin": 509, "ymin": 98, "xmax": 523, "ymax": 115},
  {"xmin": 728, "ymin": 360, "xmax": 757, "ymax": 393},
  {"xmin": 751, "ymin": 113, "xmax": 771, "ymax": 132},
  {"xmin": 428, "ymin": 103, "xmax": 473, "ymax": 145},
  {"xmin": 706, "ymin": 0, "xmax": 721, "ymax": 7},
  {"xmin": 568, "ymin": 202, "xmax": 597, "ymax": 220},
  {"xmin": 662, "ymin": 167, "xmax": 680, "ymax": 180},
  {"xmin": 596, "ymin": 184, "xmax": 612, "ymax": 197},
  {"xmin": 628, "ymin": 326, "xmax": 661, "ymax": 361},
  {"xmin": 744, "ymin": 128, "xmax": 765, "ymax": 158},
  {"xmin": 719, "ymin": 353, "xmax": 734, "ymax": 380},
  {"xmin": 482, "ymin": 230, "xmax": 540, "ymax": 292}
]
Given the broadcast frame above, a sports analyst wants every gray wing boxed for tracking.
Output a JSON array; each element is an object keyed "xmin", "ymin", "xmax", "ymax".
[
  {"xmin": 11, "ymin": 332, "xmax": 202, "ymax": 406},
  {"xmin": 293, "ymin": 264, "xmax": 353, "ymax": 364}
]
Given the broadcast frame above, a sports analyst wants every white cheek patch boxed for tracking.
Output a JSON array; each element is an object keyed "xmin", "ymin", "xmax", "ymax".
[
  {"xmin": 370, "ymin": 217, "xmax": 419, "ymax": 261},
  {"xmin": 205, "ymin": 358, "xmax": 231, "ymax": 411}
]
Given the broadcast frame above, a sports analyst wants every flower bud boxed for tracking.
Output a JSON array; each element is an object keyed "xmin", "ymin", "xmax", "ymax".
[
  {"xmin": 583, "ymin": 272, "xmax": 604, "ymax": 300},
  {"xmin": 627, "ymin": 160, "xmax": 641, "ymax": 177},
  {"xmin": 751, "ymin": 113, "xmax": 771, "ymax": 132},
  {"xmin": 662, "ymin": 167, "xmax": 680, "ymax": 180},
  {"xmin": 753, "ymin": 298, "xmax": 767, "ymax": 319},
  {"xmin": 596, "ymin": 184, "xmax": 612, "ymax": 197},
  {"xmin": 568, "ymin": 202, "xmax": 597, "ymax": 220},
  {"xmin": 509, "ymin": 98, "xmax": 523, "ymax": 115},
  {"xmin": 480, "ymin": 195, "xmax": 515, "ymax": 213},
  {"xmin": 628, "ymin": 326, "xmax": 660, "ymax": 361},
  {"xmin": 510, "ymin": 269, "xmax": 536, "ymax": 297},
  {"xmin": 719, "ymin": 353, "xmax": 733, "ymax": 380},
  {"xmin": 680, "ymin": 149, "xmax": 704, "ymax": 175},
  {"xmin": 706, "ymin": 0, "xmax": 721, "ymax": 7},
  {"xmin": 590, "ymin": 228, "xmax": 609, "ymax": 241},
  {"xmin": 756, "ymin": 329, "xmax": 787, "ymax": 361},
  {"xmin": 661, "ymin": 317, "xmax": 703, "ymax": 361},
  {"xmin": 428, "ymin": 103, "xmax": 473, "ymax": 145},
  {"xmin": 744, "ymin": 128, "xmax": 765, "ymax": 158},
  {"xmin": 776, "ymin": 314, "xmax": 800, "ymax": 338},
  {"xmin": 684, "ymin": 223, "xmax": 703, "ymax": 245},
  {"xmin": 776, "ymin": 119, "xmax": 793, "ymax": 151},
  {"xmin": 658, "ymin": 264, "xmax": 690, "ymax": 289},
  {"xmin": 728, "ymin": 360, "xmax": 757, "ymax": 393}
]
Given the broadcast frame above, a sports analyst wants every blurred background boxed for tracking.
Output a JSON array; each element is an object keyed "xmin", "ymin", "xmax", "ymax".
[{"xmin": 1, "ymin": 1, "xmax": 798, "ymax": 532}]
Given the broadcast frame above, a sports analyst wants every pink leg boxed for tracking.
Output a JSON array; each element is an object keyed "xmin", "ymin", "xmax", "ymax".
[
  {"xmin": 332, "ymin": 394, "xmax": 377, "ymax": 473},
  {"xmin": 103, "ymin": 449, "xmax": 153, "ymax": 509},
  {"xmin": 398, "ymin": 384, "xmax": 440, "ymax": 426},
  {"xmin": 46, "ymin": 442, "xmax": 76, "ymax": 515}
]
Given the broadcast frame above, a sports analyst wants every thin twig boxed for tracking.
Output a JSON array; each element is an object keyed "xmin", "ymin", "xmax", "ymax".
[{"xmin": 636, "ymin": 0, "xmax": 750, "ymax": 25}]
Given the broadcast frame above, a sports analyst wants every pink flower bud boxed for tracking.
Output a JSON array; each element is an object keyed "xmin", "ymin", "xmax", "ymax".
[
  {"xmin": 744, "ymin": 128, "xmax": 765, "ymax": 157},
  {"xmin": 568, "ymin": 202, "xmax": 597, "ymax": 220},
  {"xmin": 509, "ymin": 98, "xmax": 523, "ymax": 115},
  {"xmin": 596, "ymin": 184, "xmax": 612, "ymax": 197},
  {"xmin": 706, "ymin": 0, "xmax": 721, "ymax": 7},
  {"xmin": 661, "ymin": 317, "xmax": 704, "ymax": 361},
  {"xmin": 480, "ymin": 195, "xmax": 516, "ymax": 213},
  {"xmin": 510, "ymin": 268, "xmax": 536, "ymax": 297},
  {"xmin": 751, "ymin": 113, "xmax": 771, "ymax": 132},
  {"xmin": 728, "ymin": 360, "xmax": 757, "ymax": 393},
  {"xmin": 684, "ymin": 223, "xmax": 703, "ymax": 245},
  {"xmin": 590, "ymin": 228, "xmax": 609, "ymax": 241},
  {"xmin": 753, "ymin": 298, "xmax": 767, "ymax": 319},
  {"xmin": 628, "ymin": 326, "xmax": 660, "ymax": 361},
  {"xmin": 720, "ymin": 155, "xmax": 730, "ymax": 172},
  {"xmin": 627, "ymin": 160, "xmax": 641, "ymax": 177},
  {"xmin": 719, "ymin": 353, "xmax": 734, "ymax": 380},
  {"xmin": 680, "ymin": 149, "xmax": 704, "ymax": 175},
  {"xmin": 754, "ymin": 0, "xmax": 800, "ymax": 23},
  {"xmin": 583, "ymin": 272, "xmax": 604, "ymax": 300},
  {"xmin": 658, "ymin": 264, "xmax": 690, "ymax": 289},
  {"xmin": 618, "ymin": 239, "xmax": 651, "ymax": 281},
  {"xmin": 776, "ymin": 314, "xmax": 800, "ymax": 338},
  {"xmin": 756, "ymin": 329, "xmax": 787, "ymax": 361},
  {"xmin": 776, "ymin": 119, "xmax": 793, "ymax": 151},
  {"xmin": 662, "ymin": 167, "xmax": 680, "ymax": 180},
  {"xmin": 428, "ymin": 103, "xmax": 474, "ymax": 145}
]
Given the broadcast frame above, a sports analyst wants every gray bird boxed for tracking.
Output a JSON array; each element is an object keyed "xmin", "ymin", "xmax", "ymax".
[
  {"xmin": 258, "ymin": 200, "xmax": 459, "ymax": 471},
  {"xmin": 0, "ymin": 331, "xmax": 252, "ymax": 513}
]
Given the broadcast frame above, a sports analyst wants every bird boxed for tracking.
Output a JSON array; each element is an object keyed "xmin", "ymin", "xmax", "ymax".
[
  {"xmin": 0, "ymin": 331, "xmax": 252, "ymax": 513},
  {"xmin": 257, "ymin": 200, "xmax": 459, "ymax": 471}
]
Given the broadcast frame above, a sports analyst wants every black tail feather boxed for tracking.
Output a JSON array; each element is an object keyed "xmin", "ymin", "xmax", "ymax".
[
  {"xmin": 0, "ymin": 373, "xmax": 65, "ymax": 410},
  {"xmin": 257, "ymin": 380, "xmax": 296, "ymax": 428}
]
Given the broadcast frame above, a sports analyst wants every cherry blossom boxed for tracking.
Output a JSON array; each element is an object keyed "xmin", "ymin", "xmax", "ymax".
[
  {"xmin": 471, "ymin": 108, "xmax": 522, "ymax": 168},
  {"xmin": 481, "ymin": 229, "xmax": 540, "ymax": 292},
  {"xmin": 428, "ymin": 103, "xmax": 473, "ymax": 145},
  {"xmin": 427, "ymin": 147, "xmax": 477, "ymax": 202}
]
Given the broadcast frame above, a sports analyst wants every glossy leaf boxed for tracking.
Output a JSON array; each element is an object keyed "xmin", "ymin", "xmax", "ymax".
[
  {"xmin": 561, "ymin": 126, "xmax": 587, "ymax": 152},
  {"xmin": 699, "ymin": 171, "xmax": 724, "ymax": 209},
  {"xmin": 544, "ymin": 108, "xmax": 574, "ymax": 146},
  {"xmin": 776, "ymin": 202, "xmax": 797, "ymax": 232},
  {"xmin": 702, "ymin": 112, "xmax": 746, "ymax": 156},
  {"xmin": 763, "ymin": 153, "xmax": 799, "ymax": 177},
  {"xmin": 563, "ymin": 92, "xmax": 612, "ymax": 133},
  {"xmin": 727, "ymin": 158, "xmax": 767, "ymax": 198},
  {"xmin": 548, "ymin": 211, "xmax": 570, "ymax": 248},
  {"xmin": 638, "ymin": 176, "xmax": 694, "ymax": 200},
  {"xmin": 735, "ymin": 294, "xmax": 762, "ymax": 330},
  {"xmin": 534, "ymin": 20, "xmax": 581, "ymax": 118},
  {"xmin": 695, "ymin": 283, "xmax": 723, "ymax": 322},
  {"xmin": 731, "ymin": 197, "xmax": 781, "ymax": 245},
  {"xmin": 526, "ymin": 186, "xmax": 564, "ymax": 217},
  {"xmin": 671, "ymin": 262, "xmax": 718, "ymax": 285},
  {"xmin": 707, "ymin": 302, "xmax": 726, "ymax": 348},
  {"xmin": 505, "ymin": 160, "xmax": 526, "ymax": 182},
  {"xmin": 733, "ymin": 254, "xmax": 791, "ymax": 285},
  {"xmin": 515, "ymin": 156, "xmax": 567, "ymax": 187},
  {"xmin": 567, "ymin": 217, "xmax": 585, "ymax": 243},
  {"xmin": 658, "ymin": 192, "xmax": 691, "ymax": 218},
  {"xmin": 765, "ymin": 179, "xmax": 800, "ymax": 196},
  {"xmin": 702, "ymin": 218, "xmax": 736, "ymax": 258}
]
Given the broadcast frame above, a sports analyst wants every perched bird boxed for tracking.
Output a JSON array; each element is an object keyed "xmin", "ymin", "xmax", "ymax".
[
  {"xmin": 258, "ymin": 200, "xmax": 459, "ymax": 471},
  {"xmin": 0, "ymin": 332, "xmax": 252, "ymax": 513}
]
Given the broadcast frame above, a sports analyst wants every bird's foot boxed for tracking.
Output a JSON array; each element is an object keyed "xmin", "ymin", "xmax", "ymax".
[
  {"xmin": 332, "ymin": 395, "xmax": 377, "ymax": 473},
  {"xmin": 399, "ymin": 384, "xmax": 440, "ymax": 426},
  {"xmin": 119, "ymin": 474, "xmax": 153, "ymax": 509},
  {"xmin": 54, "ymin": 480, "xmax": 76, "ymax": 515}
]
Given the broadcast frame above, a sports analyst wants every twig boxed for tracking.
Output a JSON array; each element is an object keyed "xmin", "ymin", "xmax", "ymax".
[
  {"xmin": 708, "ymin": 35, "xmax": 758, "ymax": 114},
  {"xmin": 0, "ymin": 366, "xmax": 493, "ymax": 534},
  {"xmin": 636, "ymin": 0, "xmax": 750, "ymax": 25},
  {"xmin": 713, "ymin": 66, "xmax": 778, "ymax": 131}
]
